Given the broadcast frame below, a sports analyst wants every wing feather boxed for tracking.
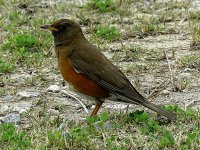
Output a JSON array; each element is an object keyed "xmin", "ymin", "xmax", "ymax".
[{"xmin": 69, "ymin": 44, "xmax": 145, "ymax": 104}]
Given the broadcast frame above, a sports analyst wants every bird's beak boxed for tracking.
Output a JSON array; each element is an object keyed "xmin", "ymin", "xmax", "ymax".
[{"xmin": 40, "ymin": 25, "xmax": 59, "ymax": 31}]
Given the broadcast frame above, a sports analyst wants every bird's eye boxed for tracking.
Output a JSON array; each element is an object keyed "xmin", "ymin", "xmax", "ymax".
[
  {"xmin": 59, "ymin": 24, "xmax": 66, "ymax": 31},
  {"xmin": 59, "ymin": 22, "xmax": 69, "ymax": 31}
]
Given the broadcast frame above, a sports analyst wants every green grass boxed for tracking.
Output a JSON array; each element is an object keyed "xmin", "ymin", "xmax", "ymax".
[
  {"xmin": 177, "ymin": 55, "xmax": 200, "ymax": 68},
  {"xmin": 188, "ymin": 11, "xmax": 200, "ymax": 20},
  {"xmin": 86, "ymin": 0, "xmax": 115, "ymax": 12},
  {"xmin": 2, "ymin": 33, "xmax": 45, "ymax": 67},
  {"xmin": 0, "ymin": 123, "xmax": 31, "ymax": 150},
  {"xmin": 182, "ymin": 127, "xmax": 200, "ymax": 149},
  {"xmin": 133, "ymin": 22, "xmax": 166, "ymax": 37},
  {"xmin": 194, "ymin": 27, "xmax": 200, "ymax": 40},
  {"xmin": 8, "ymin": 10, "xmax": 20, "ymax": 22},
  {"xmin": 0, "ymin": 106, "xmax": 200, "ymax": 149},
  {"xmin": 113, "ymin": 46, "xmax": 164, "ymax": 62},
  {"xmin": 0, "ymin": 59, "xmax": 15, "ymax": 73},
  {"xmin": 191, "ymin": 27, "xmax": 200, "ymax": 50},
  {"xmin": 2, "ymin": 34, "xmax": 40, "ymax": 52},
  {"xmin": 95, "ymin": 25, "xmax": 120, "ymax": 41},
  {"xmin": 123, "ymin": 63, "xmax": 149, "ymax": 74}
]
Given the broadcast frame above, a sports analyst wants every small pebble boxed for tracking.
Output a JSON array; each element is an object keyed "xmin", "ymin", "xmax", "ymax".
[
  {"xmin": 177, "ymin": 72, "xmax": 191, "ymax": 79},
  {"xmin": 0, "ymin": 105, "xmax": 9, "ymax": 113},
  {"xmin": 17, "ymin": 91, "xmax": 40, "ymax": 98},
  {"xmin": 48, "ymin": 108, "xmax": 60, "ymax": 116},
  {"xmin": 105, "ymin": 104, "xmax": 127, "ymax": 109},
  {"xmin": 183, "ymin": 68, "xmax": 192, "ymax": 72},
  {"xmin": 47, "ymin": 85, "xmax": 60, "ymax": 93},
  {"xmin": 19, "ymin": 109, "xmax": 28, "ymax": 114},
  {"xmin": 1, "ymin": 95, "xmax": 14, "ymax": 101},
  {"xmin": 13, "ymin": 106, "xmax": 22, "ymax": 112},
  {"xmin": 1, "ymin": 113, "xmax": 21, "ymax": 124},
  {"xmin": 160, "ymin": 90, "xmax": 170, "ymax": 95}
]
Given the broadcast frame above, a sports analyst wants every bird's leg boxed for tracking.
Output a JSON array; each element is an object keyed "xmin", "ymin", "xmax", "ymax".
[{"xmin": 90, "ymin": 99, "xmax": 104, "ymax": 116}]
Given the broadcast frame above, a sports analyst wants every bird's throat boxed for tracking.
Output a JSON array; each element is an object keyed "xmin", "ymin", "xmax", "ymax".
[{"xmin": 54, "ymin": 38, "xmax": 74, "ymax": 47}]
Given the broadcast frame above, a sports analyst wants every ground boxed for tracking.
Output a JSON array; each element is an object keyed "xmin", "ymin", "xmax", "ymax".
[{"xmin": 0, "ymin": 0, "xmax": 200, "ymax": 149}]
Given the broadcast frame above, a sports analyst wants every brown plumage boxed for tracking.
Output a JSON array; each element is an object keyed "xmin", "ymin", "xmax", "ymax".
[{"xmin": 41, "ymin": 19, "xmax": 176, "ymax": 121}]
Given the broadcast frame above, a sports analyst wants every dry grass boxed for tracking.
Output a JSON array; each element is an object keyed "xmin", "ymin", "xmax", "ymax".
[{"xmin": 0, "ymin": 0, "xmax": 200, "ymax": 149}]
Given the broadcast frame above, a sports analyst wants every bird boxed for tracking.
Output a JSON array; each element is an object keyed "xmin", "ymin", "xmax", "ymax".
[{"xmin": 41, "ymin": 19, "xmax": 176, "ymax": 121}]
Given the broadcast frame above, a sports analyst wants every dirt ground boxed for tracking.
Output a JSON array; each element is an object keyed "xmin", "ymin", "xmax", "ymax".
[{"xmin": 0, "ymin": 0, "xmax": 200, "ymax": 125}]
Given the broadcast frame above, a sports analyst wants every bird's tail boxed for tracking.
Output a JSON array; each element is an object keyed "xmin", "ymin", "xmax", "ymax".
[
  {"xmin": 111, "ymin": 88, "xmax": 176, "ymax": 120},
  {"xmin": 140, "ymin": 100, "xmax": 176, "ymax": 121}
]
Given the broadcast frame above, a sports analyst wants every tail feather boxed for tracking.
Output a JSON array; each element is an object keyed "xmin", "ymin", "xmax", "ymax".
[
  {"xmin": 140, "ymin": 100, "xmax": 176, "ymax": 121},
  {"xmin": 121, "ymin": 96, "xmax": 176, "ymax": 120},
  {"xmin": 110, "ymin": 88, "xmax": 176, "ymax": 120}
]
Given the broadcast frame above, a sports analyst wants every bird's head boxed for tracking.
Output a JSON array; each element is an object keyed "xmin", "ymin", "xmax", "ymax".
[{"xmin": 41, "ymin": 19, "xmax": 83, "ymax": 46}]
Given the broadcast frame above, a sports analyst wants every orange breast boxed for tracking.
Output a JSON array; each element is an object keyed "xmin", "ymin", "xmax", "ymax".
[{"xmin": 58, "ymin": 57, "xmax": 109, "ymax": 99}]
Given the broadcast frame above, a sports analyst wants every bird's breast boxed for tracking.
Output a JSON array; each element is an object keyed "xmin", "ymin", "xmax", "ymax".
[{"xmin": 57, "ymin": 56, "xmax": 109, "ymax": 99}]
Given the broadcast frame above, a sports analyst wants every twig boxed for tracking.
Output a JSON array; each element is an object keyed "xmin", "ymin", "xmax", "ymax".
[
  {"xmin": 62, "ymin": 90, "xmax": 89, "ymax": 113},
  {"xmin": 102, "ymin": 133, "xmax": 107, "ymax": 148},
  {"xmin": 125, "ymin": 104, "xmax": 129, "ymax": 114},
  {"xmin": 164, "ymin": 50, "xmax": 176, "ymax": 87},
  {"xmin": 147, "ymin": 80, "xmax": 169, "ymax": 99}
]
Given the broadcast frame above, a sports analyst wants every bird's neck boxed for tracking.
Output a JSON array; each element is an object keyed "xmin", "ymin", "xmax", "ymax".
[{"xmin": 54, "ymin": 31, "xmax": 86, "ymax": 47}]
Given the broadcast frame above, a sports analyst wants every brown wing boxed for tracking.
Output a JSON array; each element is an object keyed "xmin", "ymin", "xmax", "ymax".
[
  {"xmin": 69, "ymin": 42, "xmax": 176, "ymax": 121},
  {"xmin": 69, "ymin": 43, "xmax": 145, "ymax": 104}
]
